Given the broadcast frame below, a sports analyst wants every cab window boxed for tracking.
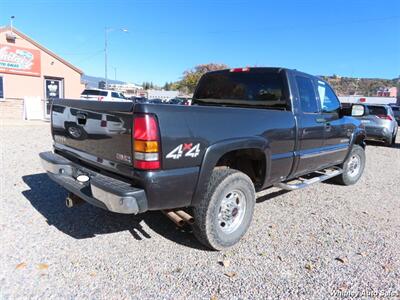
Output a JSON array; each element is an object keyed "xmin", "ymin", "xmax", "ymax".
[
  {"xmin": 317, "ymin": 81, "xmax": 340, "ymax": 113},
  {"xmin": 295, "ymin": 76, "xmax": 319, "ymax": 113}
]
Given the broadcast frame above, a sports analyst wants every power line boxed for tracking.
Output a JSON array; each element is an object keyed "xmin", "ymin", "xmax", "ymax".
[{"xmin": 75, "ymin": 49, "xmax": 104, "ymax": 64}]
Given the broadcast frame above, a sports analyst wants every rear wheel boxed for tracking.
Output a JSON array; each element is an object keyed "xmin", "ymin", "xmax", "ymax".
[
  {"xmin": 192, "ymin": 168, "xmax": 256, "ymax": 250},
  {"xmin": 334, "ymin": 144, "xmax": 365, "ymax": 185},
  {"xmin": 390, "ymin": 133, "xmax": 397, "ymax": 146},
  {"xmin": 65, "ymin": 123, "xmax": 87, "ymax": 140}
]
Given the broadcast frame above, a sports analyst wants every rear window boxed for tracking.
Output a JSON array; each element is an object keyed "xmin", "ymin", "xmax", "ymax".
[
  {"xmin": 367, "ymin": 105, "xmax": 387, "ymax": 116},
  {"xmin": 193, "ymin": 70, "xmax": 287, "ymax": 109},
  {"xmin": 52, "ymin": 104, "xmax": 66, "ymax": 114},
  {"xmin": 391, "ymin": 106, "xmax": 400, "ymax": 115},
  {"xmin": 106, "ymin": 115, "xmax": 121, "ymax": 122},
  {"xmin": 81, "ymin": 89, "xmax": 107, "ymax": 96}
]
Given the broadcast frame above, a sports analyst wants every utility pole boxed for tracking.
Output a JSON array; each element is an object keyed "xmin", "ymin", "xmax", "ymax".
[
  {"xmin": 104, "ymin": 27, "xmax": 128, "ymax": 89},
  {"xmin": 104, "ymin": 27, "xmax": 108, "ymax": 89},
  {"xmin": 10, "ymin": 16, "xmax": 15, "ymax": 32}
]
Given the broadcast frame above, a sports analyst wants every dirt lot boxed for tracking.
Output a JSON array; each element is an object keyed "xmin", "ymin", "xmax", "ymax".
[{"xmin": 0, "ymin": 120, "xmax": 399, "ymax": 299}]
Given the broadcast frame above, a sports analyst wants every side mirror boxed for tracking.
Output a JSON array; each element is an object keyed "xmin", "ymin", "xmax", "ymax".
[{"xmin": 351, "ymin": 104, "xmax": 366, "ymax": 117}]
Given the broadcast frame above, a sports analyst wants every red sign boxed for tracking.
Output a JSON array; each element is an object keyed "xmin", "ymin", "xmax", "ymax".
[{"xmin": 0, "ymin": 44, "xmax": 41, "ymax": 77}]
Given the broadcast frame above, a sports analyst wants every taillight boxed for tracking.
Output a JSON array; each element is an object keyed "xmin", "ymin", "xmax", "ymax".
[
  {"xmin": 133, "ymin": 114, "xmax": 160, "ymax": 170},
  {"xmin": 100, "ymin": 120, "xmax": 107, "ymax": 127},
  {"xmin": 98, "ymin": 96, "xmax": 104, "ymax": 101},
  {"xmin": 230, "ymin": 67, "xmax": 250, "ymax": 72},
  {"xmin": 377, "ymin": 114, "xmax": 393, "ymax": 121}
]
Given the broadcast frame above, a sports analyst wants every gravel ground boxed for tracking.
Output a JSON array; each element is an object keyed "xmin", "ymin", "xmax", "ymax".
[{"xmin": 0, "ymin": 120, "xmax": 399, "ymax": 299}]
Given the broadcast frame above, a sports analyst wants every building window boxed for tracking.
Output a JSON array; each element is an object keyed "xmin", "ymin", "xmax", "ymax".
[{"xmin": 0, "ymin": 76, "xmax": 4, "ymax": 100}]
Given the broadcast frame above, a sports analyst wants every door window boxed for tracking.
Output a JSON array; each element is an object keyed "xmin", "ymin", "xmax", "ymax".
[
  {"xmin": 0, "ymin": 76, "xmax": 4, "ymax": 99},
  {"xmin": 317, "ymin": 81, "xmax": 340, "ymax": 113},
  {"xmin": 296, "ymin": 76, "xmax": 319, "ymax": 113}
]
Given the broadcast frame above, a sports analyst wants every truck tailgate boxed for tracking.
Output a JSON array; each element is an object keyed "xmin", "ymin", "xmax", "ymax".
[{"xmin": 51, "ymin": 99, "xmax": 134, "ymax": 176}]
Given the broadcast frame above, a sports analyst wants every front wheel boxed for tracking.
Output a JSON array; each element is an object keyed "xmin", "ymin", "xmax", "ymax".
[
  {"xmin": 385, "ymin": 134, "xmax": 396, "ymax": 147},
  {"xmin": 334, "ymin": 144, "xmax": 366, "ymax": 185},
  {"xmin": 192, "ymin": 168, "xmax": 256, "ymax": 250}
]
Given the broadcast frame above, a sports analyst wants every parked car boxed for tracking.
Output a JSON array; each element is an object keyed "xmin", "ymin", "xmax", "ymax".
[
  {"xmin": 133, "ymin": 97, "xmax": 148, "ymax": 104},
  {"xmin": 390, "ymin": 105, "xmax": 400, "ymax": 125},
  {"xmin": 168, "ymin": 97, "xmax": 190, "ymax": 105},
  {"xmin": 80, "ymin": 88, "xmax": 129, "ymax": 102},
  {"xmin": 147, "ymin": 98, "xmax": 163, "ymax": 104},
  {"xmin": 40, "ymin": 67, "xmax": 366, "ymax": 250},
  {"xmin": 353, "ymin": 104, "xmax": 398, "ymax": 146}
]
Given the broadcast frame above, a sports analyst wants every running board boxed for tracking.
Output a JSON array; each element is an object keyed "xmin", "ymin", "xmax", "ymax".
[{"xmin": 273, "ymin": 168, "xmax": 343, "ymax": 191}]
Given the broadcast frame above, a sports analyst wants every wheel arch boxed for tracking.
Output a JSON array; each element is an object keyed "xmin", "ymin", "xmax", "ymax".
[
  {"xmin": 191, "ymin": 137, "xmax": 271, "ymax": 207},
  {"xmin": 343, "ymin": 127, "xmax": 366, "ymax": 162}
]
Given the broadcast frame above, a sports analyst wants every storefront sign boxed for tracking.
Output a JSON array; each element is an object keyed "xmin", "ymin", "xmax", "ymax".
[{"xmin": 0, "ymin": 44, "xmax": 41, "ymax": 77}]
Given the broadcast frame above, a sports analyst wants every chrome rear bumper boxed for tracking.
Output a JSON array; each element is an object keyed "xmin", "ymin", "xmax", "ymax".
[{"xmin": 39, "ymin": 151, "xmax": 147, "ymax": 214}]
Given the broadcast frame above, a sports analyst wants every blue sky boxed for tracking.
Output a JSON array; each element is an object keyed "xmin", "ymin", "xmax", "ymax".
[{"xmin": 1, "ymin": 0, "xmax": 399, "ymax": 85}]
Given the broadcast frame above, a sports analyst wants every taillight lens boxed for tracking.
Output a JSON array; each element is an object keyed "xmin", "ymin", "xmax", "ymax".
[
  {"xmin": 133, "ymin": 115, "xmax": 159, "ymax": 140},
  {"xmin": 133, "ymin": 114, "xmax": 160, "ymax": 170},
  {"xmin": 230, "ymin": 67, "xmax": 250, "ymax": 72},
  {"xmin": 134, "ymin": 160, "xmax": 160, "ymax": 170},
  {"xmin": 100, "ymin": 120, "xmax": 107, "ymax": 127},
  {"xmin": 377, "ymin": 114, "xmax": 393, "ymax": 121}
]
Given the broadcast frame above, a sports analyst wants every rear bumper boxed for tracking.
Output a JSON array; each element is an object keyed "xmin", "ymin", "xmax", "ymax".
[
  {"xmin": 39, "ymin": 151, "xmax": 147, "ymax": 214},
  {"xmin": 364, "ymin": 127, "xmax": 392, "ymax": 142}
]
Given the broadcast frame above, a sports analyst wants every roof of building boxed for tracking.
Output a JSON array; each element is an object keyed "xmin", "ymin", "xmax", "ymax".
[{"xmin": 0, "ymin": 26, "xmax": 83, "ymax": 74}]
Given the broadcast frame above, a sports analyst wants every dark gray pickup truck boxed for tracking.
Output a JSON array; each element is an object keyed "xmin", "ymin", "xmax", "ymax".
[{"xmin": 40, "ymin": 67, "xmax": 367, "ymax": 250}]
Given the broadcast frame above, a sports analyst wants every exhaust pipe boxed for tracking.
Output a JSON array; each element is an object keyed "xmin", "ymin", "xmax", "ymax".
[
  {"xmin": 175, "ymin": 210, "xmax": 195, "ymax": 224},
  {"xmin": 162, "ymin": 210, "xmax": 185, "ymax": 227},
  {"xmin": 65, "ymin": 193, "xmax": 84, "ymax": 208}
]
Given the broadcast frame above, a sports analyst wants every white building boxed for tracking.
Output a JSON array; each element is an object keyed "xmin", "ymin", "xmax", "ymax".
[
  {"xmin": 106, "ymin": 82, "xmax": 144, "ymax": 98},
  {"xmin": 108, "ymin": 82, "xmax": 142, "ymax": 91},
  {"xmin": 147, "ymin": 89, "xmax": 179, "ymax": 100}
]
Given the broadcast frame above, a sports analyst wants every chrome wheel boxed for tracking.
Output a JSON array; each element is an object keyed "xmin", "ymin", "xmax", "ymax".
[
  {"xmin": 347, "ymin": 154, "xmax": 361, "ymax": 178},
  {"xmin": 218, "ymin": 189, "xmax": 246, "ymax": 234},
  {"xmin": 68, "ymin": 126, "xmax": 82, "ymax": 138}
]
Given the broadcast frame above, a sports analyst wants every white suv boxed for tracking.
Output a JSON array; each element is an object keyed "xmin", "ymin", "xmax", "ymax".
[{"xmin": 80, "ymin": 89, "xmax": 129, "ymax": 102}]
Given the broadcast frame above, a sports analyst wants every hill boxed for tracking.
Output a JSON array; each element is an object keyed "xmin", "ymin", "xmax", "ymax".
[
  {"xmin": 321, "ymin": 75, "xmax": 400, "ymax": 97},
  {"xmin": 82, "ymin": 75, "xmax": 125, "ymax": 88}
]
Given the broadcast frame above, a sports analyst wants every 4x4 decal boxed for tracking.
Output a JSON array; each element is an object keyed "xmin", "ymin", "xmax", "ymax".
[{"xmin": 166, "ymin": 143, "xmax": 201, "ymax": 159}]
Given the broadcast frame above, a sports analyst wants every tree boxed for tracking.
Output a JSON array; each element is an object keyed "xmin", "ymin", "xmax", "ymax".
[{"xmin": 180, "ymin": 63, "xmax": 229, "ymax": 93}]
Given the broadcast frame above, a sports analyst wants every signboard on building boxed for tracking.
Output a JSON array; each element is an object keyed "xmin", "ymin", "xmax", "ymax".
[{"xmin": 0, "ymin": 44, "xmax": 41, "ymax": 77}]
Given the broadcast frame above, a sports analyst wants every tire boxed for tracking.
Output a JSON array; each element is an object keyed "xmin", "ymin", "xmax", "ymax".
[
  {"xmin": 192, "ymin": 168, "xmax": 256, "ymax": 250},
  {"xmin": 65, "ymin": 123, "xmax": 87, "ymax": 140},
  {"xmin": 334, "ymin": 144, "xmax": 365, "ymax": 186},
  {"xmin": 384, "ymin": 136, "xmax": 393, "ymax": 147},
  {"xmin": 390, "ymin": 133, "xmax": 397, "ymax": 147}
]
